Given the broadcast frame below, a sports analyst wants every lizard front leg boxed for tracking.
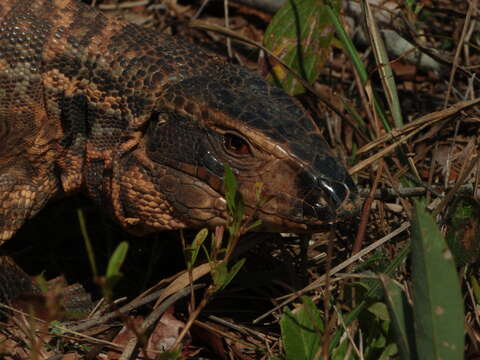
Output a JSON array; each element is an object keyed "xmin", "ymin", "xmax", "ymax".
[
  {"xmin": 0, "ymin": 170, "xmax": 59, "ymax": 243},
  {"xmin": 0, "ymin": 256, "xmax": 41, "ymax": 306}
]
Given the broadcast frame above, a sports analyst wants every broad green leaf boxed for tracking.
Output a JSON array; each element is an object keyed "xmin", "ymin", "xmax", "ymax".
[
  {"xmin": 367, "ymin": 302, "xmax": 390, "ymax": 322},
  {"xmin": 280, "ymin": 297, "xmax": 323, "ymax": 360},
  {"xmin": 245, "ymin": 218, "xmax": 262, "ymax": 233},
  {"xmin": 329, "ymin": 245, "xmax": 410, "ymax": 352},
  {"xmin": 106, "ymin": 241, "xmax": 129, "ymax": 279},
  {"xmin": 211, "ymin": 259, "xmax": 246, "ymax": 292},
  {"xmin": 211, "ymin": 262, "xmax": 227, "ymax": 290},
  {"xmin": 184, "ymin": 228, "xmax": 209, "ymax": 269},
  {"xmin": 378, "ymin": 343, "xmax": 398, "ymax": 360},
  {"xmin": 331, "ymin": 338, "xmax": 349, "ymax": 360},
  {"xmin": 264, "ymin": 0, "xmax": 338, "ymax": 95},
  {"xmin": 380, "ymin": 274, "xmax": 416, "ymax": 360},
  {"xmin": 49, "ymin": 321, "xmax": 65, "ymax": 335},
  {"xmin": 411, "ymin": 201, "xmax": 464, "ymax": 360},
  {"xmin": 224, "ymin": 165, "xmax": 244, "ymax": 234},
  {"xmin": 359, "ymin": 300, "xmax": 392, "ymax": 358},
  {"xmin": 220, "ymin": 258, "xmax": 246, "ymax": 292},
  {"xmin": 157, "ymin": 348, "xmax": 182, "ymax": 360},
  {"xmin": 224, "ymin": 165, "xmax": 238, "ymax": 215},
  {"xmin": 102, "ymin": 241, "xmax": 129, "ymax": 300}
]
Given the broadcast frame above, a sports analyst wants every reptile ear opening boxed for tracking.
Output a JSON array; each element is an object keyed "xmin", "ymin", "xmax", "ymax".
[{"xmin": 223, "ymin": 133, "xmax": 252, "ymax": 157}]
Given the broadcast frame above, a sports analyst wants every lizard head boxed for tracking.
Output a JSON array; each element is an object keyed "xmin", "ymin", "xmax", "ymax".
[{"xmin": 112, "ymin": 65, "xmax": 361, "ymax": 234}]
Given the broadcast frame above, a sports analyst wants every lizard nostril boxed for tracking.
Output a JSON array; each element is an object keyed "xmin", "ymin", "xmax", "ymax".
[
  {"xmin": 319, "ymin": 180, "xmax": 350, "ymax": 209},
  {"xmin": 302, "ymin": 180, "xmax": 350, "ymax": 221}
]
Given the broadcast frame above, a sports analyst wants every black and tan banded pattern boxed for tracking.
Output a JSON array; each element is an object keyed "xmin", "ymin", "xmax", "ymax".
[{"xmin": 0, "ymin": 0, "xmax": 360, "ymax": 244}]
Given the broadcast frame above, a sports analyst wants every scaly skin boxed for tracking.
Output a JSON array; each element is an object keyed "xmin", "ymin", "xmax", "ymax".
[{"xmin": 0, "ymin": 0, "xmax": 360, "ymax": 244}]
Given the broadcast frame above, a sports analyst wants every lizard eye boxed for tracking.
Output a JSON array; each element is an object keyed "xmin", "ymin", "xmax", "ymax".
[{"xmin": 223, "ymin": 133, "xmax": 252, "ymax": 156}]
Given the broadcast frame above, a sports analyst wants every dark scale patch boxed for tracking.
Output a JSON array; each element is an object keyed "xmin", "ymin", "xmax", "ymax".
[
  {"xmin": 91, "ymin": 64, "xmax": 129, "ymax": 97},
  {"xmin": 290, "ymin": 142, "xmax": 315, "ymax": 163},
  {"xmin": 174, "ymin": 96, "xmax": 185, "ymax": 107},
  {"xmin": 278, "ymin": 117, "xmax": 303, "ymax": 138},
  {"xmin": 265, "ymin": 129, "xmax": 287, "ymax": 143},
  {"xmin": 200, "ymin": 110, "xmax": 210, "ymax": 121},
  {"xmin": 89, "ymin": 107, "xmax": 124, "ymax": 132},
  {"xmin": 108, "ymin": 23, "xmax": 157, "ymax": 55},
  {"xmin": 161, "ymin": 63, "xmax": 175, "ymax": 74},
  {"xmin": 185, "ymin": 102, "xmax": 195, "ymax": 114},
  {"xmin": 64, "ymin": 0, "xmax": 107, "ymax": 48},
  {"xmin": 285, "ymin": 104, "xmax": 306, "ymax": 121},
  {"xmin": 212, "ymin": 88, "xmax": 236, "ymax": 107},
  {"xmin": 249, "ymin": 118, "xmax": 269, "ymax": 131},
  {"xmin": 272, "ymin": 90, "xmax": 298, "ymax": 107},
  {"xmin": 79, "ymin": 58, "xmax": 94, "ymax": 72},
  {"xmin": 148, "ymin": 64, "xmax": 160, "ymax": 74},
  {"xmin": 45, "ymin": 54, "xmax": 83, "ymax": 78},
  {"xmin": 147, "ymin": 112, "xmax": 223, "ymax": 176},
  {"xmin": 180, "ymin": 77, "xmax": 201, "ymax": 92},
  {"xmin": 0, "ymin": 1, "xmax": 53, "ymax": 66},
  {"xmin": 159, "ymin": 64, "xmax": 317, "ymax": 150},
  {"xmin": 223, "ymin": 101, "xmax": 243, "ymax": 119},
  {"xmin": 239, "ymin": 111, "xmax": 258, "ymax": 124},
  {"xmin": 107, "ymin": 23, "xmax": 215, "ymax": 86},
  {"xmin": 157, "ymin": 53, "xmax": 173, "ymax": 64},
  {"xmin": 297, "ymin": 114, "xmax": 316, "ymax": 132},
  {"xmin": 313, "ymin": 154, "xmax": 346, "ymax": 183},
  {"xmin": 243, "ymin": 75, "xmax": 270, "ymax": 97},
  {"xmin": 126, "ymin": 95, "xmax": 153, "ymax": 119},
  {"xmin": 289, "ymin": 133, "xmax": 333, "ymax": 165},
  {"xmin": 85, "ymin": 157, "xmax": 105, "ymax": 206},
  {"xmin": 66, "ymin": 34, "xmax": 80, "ymax": 49},
  {"xmin": 310, "ymin": 134, "xmax": 331, "ymax": 154},
  {"xmin": 59, "ymin": 94, "xmax": 88, "ymax": 147}
]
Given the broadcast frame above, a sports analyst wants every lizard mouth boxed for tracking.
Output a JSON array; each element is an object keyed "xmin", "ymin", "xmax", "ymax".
[
  {"xmin": 185, "ymin": 164, "xmax": 361, "ymax": 231},
  {"xmin": 115, "ymin": 153, "xmax": 360, "ymax": 235}
]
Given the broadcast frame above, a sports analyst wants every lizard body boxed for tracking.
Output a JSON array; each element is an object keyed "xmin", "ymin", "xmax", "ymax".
[{"xmin": 0, "ymin": 0, "xmax": 360, "ymax": 244}]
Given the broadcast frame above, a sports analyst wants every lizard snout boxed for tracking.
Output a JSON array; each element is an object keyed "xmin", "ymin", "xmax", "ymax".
[
  {"xmin": 300, "ymin": 170, "xmax": 359, "ymax": 223},
  {"xmin": 318, "ymin": 176, "xmax": 361, "ymax": 221},
  {"xmin": 319, "ymin": 179, "xmax": 350, "ymax": 209}
]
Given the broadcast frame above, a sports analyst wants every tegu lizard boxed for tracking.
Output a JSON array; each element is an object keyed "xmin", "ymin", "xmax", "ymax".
[{"xmin": 0, "ymin": 0, "xmax": 360, "ymax": 245}]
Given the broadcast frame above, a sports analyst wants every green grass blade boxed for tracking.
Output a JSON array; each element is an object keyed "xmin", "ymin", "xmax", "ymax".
[
  {"xmin": 380, "ymin": 274, "xmax": 416, "ymax": 360},
  {"xmin": 325, "ymin": 3, "xmax": 367, "ymax": 83},
  {"xmin": 361, "ymin": 0, "xmax": 404, "ymax": 128},
  {"xmin": 411, "ymin": 201, "xmax": 464, "ymax": 360},
  {"xmin": 326, "ymin": 3, "xmax": 389, "ymax": 132},
  {"xmin": 77, "ymin": 209, "xmax": 97, "ymax": 278}
]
